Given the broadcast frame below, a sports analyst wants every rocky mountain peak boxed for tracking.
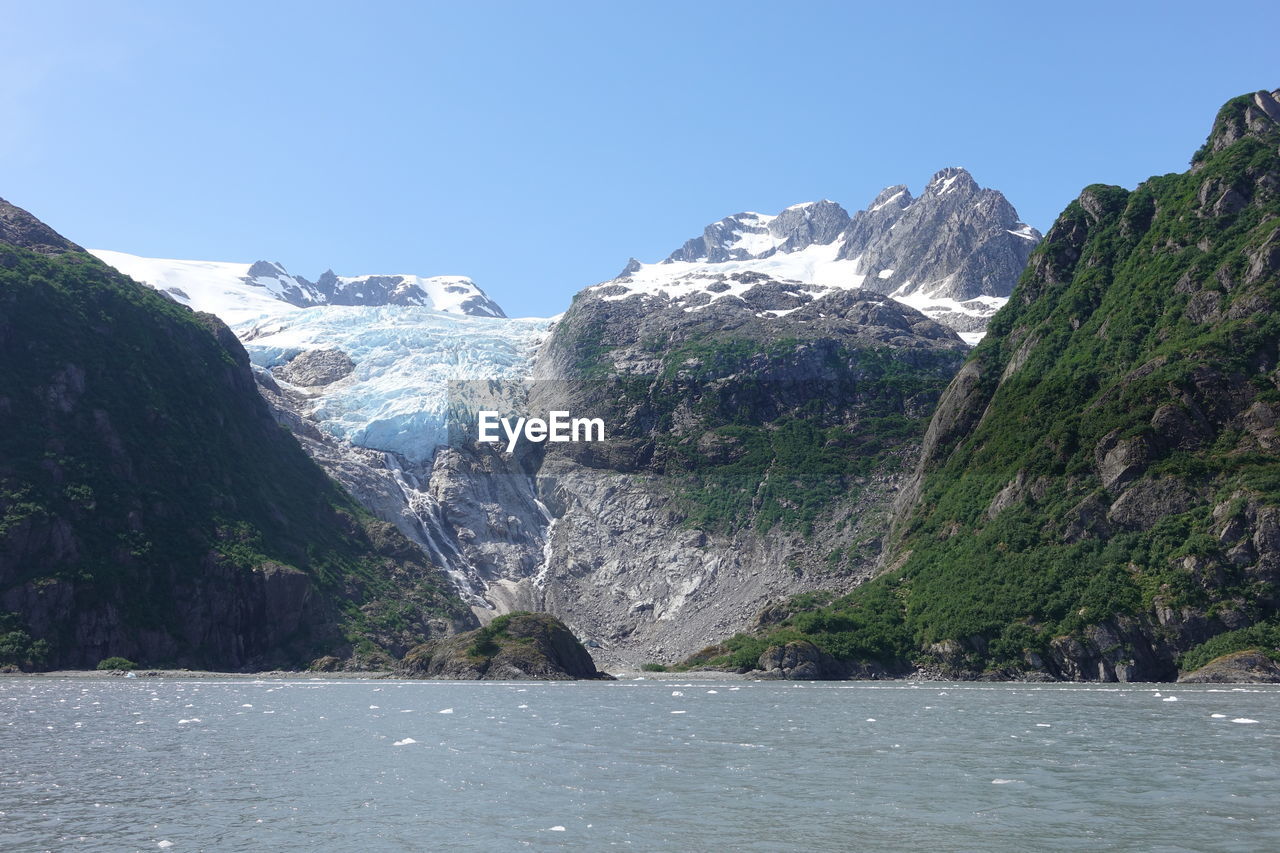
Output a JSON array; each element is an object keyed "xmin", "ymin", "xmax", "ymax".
[
  {"xmin": 614, "ymin": 169, "xmax": 1039, "ymax": 336},
  {"xmin": 246, "ymin": 260, "xmax": 289, "ymax": 278},
  {"xmin": 1200, "ymin": 88, "xmax": 1280, "ymax": 159},
  {"xmin": 841, "ymin": 170, "xmax": 1040, "ymax": 303},
  {"xmin": 665, "ymin": 211, "xmax": 776, "ymax": 263},
  {"xmin": 0, "ymin": 198, "xmax": 83, "ymax": 255},
  {"xmin": 867, "ymin": 185, "xmax": 913, "ymax": 212},
  {"xmin": 922, "ymin": 167, "xmax": 979, "ymax": 198},
  {"xmin": 766, "ymin": 200, "xmax": 851, "ymax": 253}
]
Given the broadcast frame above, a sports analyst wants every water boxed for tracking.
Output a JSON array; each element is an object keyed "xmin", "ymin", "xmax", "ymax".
[{"xmin": 2, "ymin": 678, "xmax": 1277, "ymax": 852}]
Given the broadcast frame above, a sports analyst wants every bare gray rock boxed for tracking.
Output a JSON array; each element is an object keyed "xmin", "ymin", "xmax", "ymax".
[
  {"xmin": 1107, "ymin": 478, "xmax": 1197, "ymax": 531},
  {"xmin": 843, "ymin": 168, "xmax": 1042, "ymax": 302},
  {"xmin": 1094, "ymin": 430, "xmax": 1152, "ymax": 492},
  {"xmin": 273, "ymin": 349, "xmax": 356, "ymax": 386}
]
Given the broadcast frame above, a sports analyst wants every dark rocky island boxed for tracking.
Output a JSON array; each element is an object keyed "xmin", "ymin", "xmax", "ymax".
[{"xmin": 397, "ymin": 612, "xmax": 611, "ymax": 680}]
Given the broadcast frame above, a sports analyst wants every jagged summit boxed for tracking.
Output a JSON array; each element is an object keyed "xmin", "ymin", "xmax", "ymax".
[
  {"xmin": 1197, "ymin": 88, "xmax": 1280, "ymax": 161},
  {"xmin": 924, "ymin": 166, "xmax": 978, "ymax": 193},
  {"xmin": 590, "ymin": 167, "xmax": 1040, "ymax": 339}
]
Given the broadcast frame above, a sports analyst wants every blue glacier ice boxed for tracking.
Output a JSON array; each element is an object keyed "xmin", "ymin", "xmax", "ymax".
[{"xmin": 236, "ymin": 306, "xmax": 552, "ymax": 461}]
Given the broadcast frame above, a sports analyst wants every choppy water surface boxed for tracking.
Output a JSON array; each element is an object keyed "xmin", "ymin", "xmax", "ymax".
[{"xmin": 1, "ymin": 678, "xmax": 1277, "ymax": 852}]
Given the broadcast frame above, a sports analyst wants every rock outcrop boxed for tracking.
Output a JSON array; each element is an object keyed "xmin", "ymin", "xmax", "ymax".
[
  {"xmin": 397, "ymin": 611, "xmax": 608, "ymax": 680},
  {"xmin": 1178, "ymin": 650, "xmax": 1280, "ymax": 683}
]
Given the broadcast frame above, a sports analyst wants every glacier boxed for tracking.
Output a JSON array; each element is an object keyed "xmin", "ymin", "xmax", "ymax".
[{"xmin": 237, "ymin": 306, "xmax": 552, "ymax": 462}]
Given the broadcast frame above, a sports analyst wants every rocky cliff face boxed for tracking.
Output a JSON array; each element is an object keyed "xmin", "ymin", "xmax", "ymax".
[
  {"xmin": 417, "ymin": 277, "xmax": 968, "ymax": 669},
  {"xmin": 839, "ymin": 167, "xmax": 1040, "ymax": 303},
  {"xmin": 0, "ymin": 198, "xmax": 474, "ymax": 671},
  {"xmin": 733, "ymin": 89, "xmax": 1280, "ymax": 682}
]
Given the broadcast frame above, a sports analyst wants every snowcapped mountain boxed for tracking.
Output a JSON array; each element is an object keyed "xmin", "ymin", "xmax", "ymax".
[
  {"xmin": 597, "ymin": 167, "xmax": 1039, "ymax": 341},
  {"xmin": 89, "ymin": 249, "xmax": 507, "ymax": 324}
]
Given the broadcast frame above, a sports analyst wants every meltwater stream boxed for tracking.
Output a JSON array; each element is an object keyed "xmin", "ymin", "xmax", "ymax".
[{"xmin": 1, "ymin": 679, "xmax": 1277, "ymax": 852}]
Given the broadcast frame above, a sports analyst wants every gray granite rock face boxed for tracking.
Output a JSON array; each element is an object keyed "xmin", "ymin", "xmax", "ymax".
[
  {"xmin": 765, "ymin": 200, "xmax": 851, "ymax": 253},
  {"xmin": 843, "ymin": 168, "xmax": 1041, "ymax": 301}
]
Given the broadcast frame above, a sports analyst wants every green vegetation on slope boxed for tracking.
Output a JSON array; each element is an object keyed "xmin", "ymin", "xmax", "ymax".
[
  {"xmin": 0, "ymin": 243, "xmax": 468, "ymax": 669},
  {"xmin": 572, "ymin": 331, "xmax": 960, "ymax": 535},
  {"xmin": 699, "ymin": 91, "xmax": 1280, "ymax": 678},
  {"xmin": 1177, "ymin": 622, "xmax": 1280, "ymax": 672}
]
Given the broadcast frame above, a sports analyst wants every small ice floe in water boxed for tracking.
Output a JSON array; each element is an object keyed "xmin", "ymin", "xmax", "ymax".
[
  {"xmin": 393, "ymin": 738, "xmax": 417, "ymax": 746},
  {"xmin": 1211, "ymin": 714, "xmax": 1227, "ymax": 719},
  {"xmin": 518, "ymin": 704, "xmax": 529, "ymax": 709},
  {"xmin": 438, "ymin": 708, "xmax": 454, "ymax": 715},
  {"xmin": 157, "ymin": 842, "xmax": 173, "ymax": 849},
  {"xmin": 866, "ymin": 718, "xmax": 876, "ymax": 723},
  {"xmin": 729, "ymin": 687, "xmax": 740, "ymax": 691},
  {"xmin": 1035, "ymin": 724, "xmax": 1051, "ymax": 727},
  {"xmin": 671, "ymin": 691, "xmax": 683, "ymax": 697},
  {"xmin": 369, "ymin": 705, "xmax": 379, "ymax": 710},
  {"xmin": 177, "ymin": 718, "xmax": 201, "ymax": 724},
  {"xmin": 1231, "ymin": 718, "xmax": 1260, "ymax": 724},
  {"xmin": 706, "ymin": 690, "xmax": 718, "ymax": 694},
  {"xmin": 991, "ymin": 779, "xmax": 1020, "ymax": 785},
  {"xmin": 548, "ymin": 826, "xmax": 566, "ymax": 832},
  {"xmin": 241, "ymin": 704, "xmax": 252, "ymax": 708},
  {"xmin": 1163, "ymin": 696, "xmax": 1178, "ymax": 702},
  {"xmin": 671, "ymin": 710, "xmax": 686, "ymax": 714}
]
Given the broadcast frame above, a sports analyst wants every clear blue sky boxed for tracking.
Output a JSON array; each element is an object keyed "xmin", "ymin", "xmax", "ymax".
[{"xmin": 2, "ymin": 1, "xmax": 1277, "ymax": 317}]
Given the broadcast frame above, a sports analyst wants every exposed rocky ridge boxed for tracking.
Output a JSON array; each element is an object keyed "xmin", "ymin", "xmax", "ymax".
[
  {"xmin": 619, "ymin": 168, "xmax": 1040, "ymax": 335},
  {"xmin": 725, "ymin": 89, "xmax": 1280, "ymax": 682},
  {"xmin": 0, "ymin": 200, "xmax": 474, "ymax": 671},
  {"xmin": 244, "ymin": 264, "xmax": 508, "ymax": 316},
  {"xmin": 842, "ymin": 168, "xmax": 1041, "ymax": 301},
  {"xmin": 397, "ymin": 611, "xmax": 607, "ymax": 680}
]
